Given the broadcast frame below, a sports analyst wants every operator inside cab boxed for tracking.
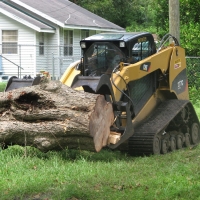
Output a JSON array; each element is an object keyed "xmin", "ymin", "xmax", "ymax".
[{"xmin": 84, "ymin": 42, "xmax": 125, "ymax": 76}]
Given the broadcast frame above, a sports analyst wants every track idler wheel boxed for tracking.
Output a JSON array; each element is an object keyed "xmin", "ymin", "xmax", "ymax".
[
  {"xmin": 153, "ymin": 136, "xmax": 161, "ymax": 155},
  {"xmin": 176, "ymin": 134, "xmax": 183, "ymax": 149},
  {"xmin": 184, "ymin": 133, "xmax": 191, "ymax": 147},
  {"xmin": 161, "ymin": 139, "xmax": 169, "ymax": 154},
  {"xmin": 190, "ymin": 123, "xmax": 200, "ymax": 145},
  {"xmin": 169, "ymin": 136, "xmax": 176, "ymax": 151}
]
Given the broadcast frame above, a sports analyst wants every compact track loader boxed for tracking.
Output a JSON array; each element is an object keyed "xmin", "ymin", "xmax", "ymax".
[
  {"xmin": 59, "ymin": 32, "xmax": 200, "ymax": 155},
  {"xmin": 5, "ymin": 32, "xmax": 199, "ymax": 155}
]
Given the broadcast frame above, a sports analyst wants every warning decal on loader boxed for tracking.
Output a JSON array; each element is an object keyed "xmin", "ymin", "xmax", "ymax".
[{"xmin": 174, "ymin": 59, "xmax": 181, "ymax": 69}]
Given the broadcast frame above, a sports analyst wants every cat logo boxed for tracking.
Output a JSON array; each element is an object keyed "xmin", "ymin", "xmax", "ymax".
[
  {"xmin": 178, "ymin": 80, "xmax": 184, "ymax": 90},
  {"xmin": 143, "ymin": 64, "xmax": 148, "ymax": 71},
  {"xmin": 140, "ymin": 62, "xmax": 151, "ymax": 72}
]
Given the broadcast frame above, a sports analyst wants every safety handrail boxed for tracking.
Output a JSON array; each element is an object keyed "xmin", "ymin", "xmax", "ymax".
[{"xmin": 0, "ymin": 54, "xmax": 23, "ymax": 77}]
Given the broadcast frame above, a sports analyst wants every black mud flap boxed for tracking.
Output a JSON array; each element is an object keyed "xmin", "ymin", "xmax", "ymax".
[{"xmin": 5, "ymin": 76, "xmax": 41, "ymax": 92}]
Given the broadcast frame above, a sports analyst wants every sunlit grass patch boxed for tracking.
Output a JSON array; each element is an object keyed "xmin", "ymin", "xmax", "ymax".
[
  {"xmin": 0, "ymin": 82, "xmax": 6, "ymax": 92},
  {"xmin": 1, "ymin": 145, "xmax": 200, "ymax": 199}
]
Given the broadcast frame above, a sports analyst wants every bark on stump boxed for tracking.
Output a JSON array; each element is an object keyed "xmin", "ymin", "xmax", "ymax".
[{"xmin": 0, "ymin": 80, "xmax": 114, "ymax": 152}]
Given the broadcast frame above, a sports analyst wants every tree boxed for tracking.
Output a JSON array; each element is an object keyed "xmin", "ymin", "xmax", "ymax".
[
  {"xmin": 169, "ymin": 0, "xmax": 180, "ymax": 43},
  {"xmin": 151, "ymin": 0, "xmax": 169, "ymax": 35},
  {"xmin": 0, "ymin": 81, "xmax": 116, "ymax": 152},
  {"xmin": 179, "ymin": 0, "xmax": 200, "ymax": 56},
  {"xmin": 152, "ymin": 0, "xmax": 200, "ymax": 56},
  {"xmin": 70, "ymin": 0, "xmax": 152, "ymax": 28},
  {"xmin": 71, "ymin": 0, "xmax": 200, "ymax": 56}
]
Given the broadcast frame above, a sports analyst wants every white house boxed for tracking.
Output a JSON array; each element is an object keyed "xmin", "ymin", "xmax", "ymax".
[{"xmin": 0, "ymin": 0, "xmax": 125, "ymax": 79}]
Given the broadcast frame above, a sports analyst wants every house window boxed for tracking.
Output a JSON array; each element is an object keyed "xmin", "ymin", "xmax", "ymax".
[
  {"xmin": 81, "ymin": 30, "xmax": 89, "ymax": 39},
  {"xmin": 64, "ymin": 30, "xmax": 73, "ymax": 56},
  {"xmin": 2, "ymin": 30, "xmax": 18, "ymax": 54},
  {"xmin": 39, "ymin": 33, "xmax": 44, "ymax": 55}
]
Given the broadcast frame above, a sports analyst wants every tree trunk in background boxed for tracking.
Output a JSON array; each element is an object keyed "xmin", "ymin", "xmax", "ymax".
[
  {"xmin": 0, "ymin": 81, "xmax": 114, "ymax": 152},
  {"xmin": 169, "ymin": 0, "xmax": 180, "ymax": 43}
]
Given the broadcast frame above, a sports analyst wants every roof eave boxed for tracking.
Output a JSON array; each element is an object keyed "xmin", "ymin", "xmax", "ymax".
[
  {"xmin": 39, "ymin": 29, "xmax": 55, "ymax": 33},
  {"xmin": 0, "ymin": 8, "xmax": 55, "ymax": 33},
  {"xmin": 64, "ymin": 24, "xmax": 125, "ymax": 32},
  {"xmin": 9, "ymin": 0, "xmax": 65, "ymax": 27}
]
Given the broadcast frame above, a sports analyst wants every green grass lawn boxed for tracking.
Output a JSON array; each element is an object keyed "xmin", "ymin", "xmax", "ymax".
[
  {"xmin": 0, "ymin": 82, "xmax": 7, "ymax": 92},
  {"xmin": 1, "ymin": 145, "xmax": 200, "ymax": 200}
]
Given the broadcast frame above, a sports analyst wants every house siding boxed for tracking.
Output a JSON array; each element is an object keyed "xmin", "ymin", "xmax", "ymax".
[
  {"xmin": 35, "ymin": 28, "xmax": 60, "ymax": 78},
  {"xmin": 49, "ymin": 27, "xmax": 63, "ymax": 79},
  {"xmin": 58, "ymin": 28, "xmax": 81, "ymax": 77},
  {"xmin": 74, "ymin": 29, "xmax": 81, "ymax": 57},
  {"xmin": 0, "ymin": 13, "xmax": 36, "ymax": 77}
]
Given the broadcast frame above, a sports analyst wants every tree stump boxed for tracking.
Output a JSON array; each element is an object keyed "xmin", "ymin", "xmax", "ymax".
[{"xmin": 0, "ymin": 80, "xmax": 114, "ymax": 152}]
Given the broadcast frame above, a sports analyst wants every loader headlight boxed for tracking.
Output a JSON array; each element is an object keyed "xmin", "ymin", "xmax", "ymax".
[
  {"xmin": 80, "ymin": 42, "xmax": 86, "ymax": 48},
  {"xmin": 119, "ymin": 41, "xmax": 125, "ymax": 47}
]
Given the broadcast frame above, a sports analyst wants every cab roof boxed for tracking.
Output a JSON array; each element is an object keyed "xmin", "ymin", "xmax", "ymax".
[{"xmin": 83, "ymin": 32, "xmax": 151, "ymax": 42}]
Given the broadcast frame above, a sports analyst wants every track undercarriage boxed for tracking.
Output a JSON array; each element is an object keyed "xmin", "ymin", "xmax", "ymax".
[{"xmin": 128, "ymin": 99, "xmax": 200, "ymax": 156}]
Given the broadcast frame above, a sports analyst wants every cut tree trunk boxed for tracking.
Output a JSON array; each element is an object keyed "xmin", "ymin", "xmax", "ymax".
[{"xmin": 0, "ymin": 80, "xmax": 114, "ymax": 152}]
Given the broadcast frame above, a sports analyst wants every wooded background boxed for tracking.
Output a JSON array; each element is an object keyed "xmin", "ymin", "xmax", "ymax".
[{"xmin": 70, "ymin": 0, "xmax": 200, "ymax": 56}]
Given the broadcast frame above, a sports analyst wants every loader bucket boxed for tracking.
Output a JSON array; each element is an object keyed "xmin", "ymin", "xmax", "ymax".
[{"xmin": 5, "ymin": 76, "xmax": 41, "ymax": 92}]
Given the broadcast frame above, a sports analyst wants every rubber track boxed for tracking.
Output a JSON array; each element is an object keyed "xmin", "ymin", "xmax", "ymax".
[{"xmin": 128, "ymin": 99, "xmax": 190, "ymax": 156}]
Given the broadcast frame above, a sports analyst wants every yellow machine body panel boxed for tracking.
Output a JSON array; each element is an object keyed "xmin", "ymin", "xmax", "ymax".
[
  {"xmin": 111, "ymin": 46, "xmax": 177, "ymax": 101},
  {"xmin": 60, "ymin": 60, "xmax": 81, "ymax": 87},
  {"xmin": 168, "ymin": 46, "xmax": 189, "ymax": 99}
]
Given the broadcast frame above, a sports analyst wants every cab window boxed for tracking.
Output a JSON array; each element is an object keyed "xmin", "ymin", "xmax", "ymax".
[{"xmin": 132, "ymin": 36, "xmax": 156, "ymax": 62}]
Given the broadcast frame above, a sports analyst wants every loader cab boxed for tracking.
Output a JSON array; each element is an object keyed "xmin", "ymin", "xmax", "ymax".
[
  {"xmin": 79, "ymin": 32, "xmax": 156, "ymax": 76},
  {"xmin": 71, "ymin": 32, "xmax": 156, "ymax": 97}
]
